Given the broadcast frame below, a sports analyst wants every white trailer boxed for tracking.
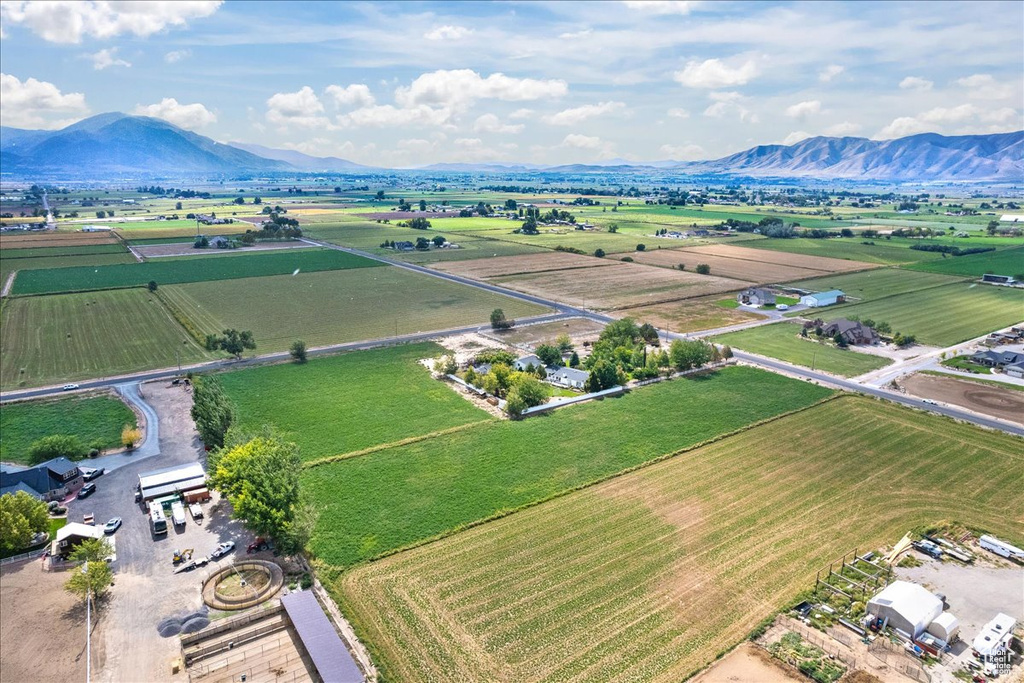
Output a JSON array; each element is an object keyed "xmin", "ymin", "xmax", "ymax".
[
  {"xmin": 979, "ymin": 535, "xmax": 1024, "ymax": 561},
  {"xmin": 171, "ymin": 501, "xmax": 187, "ymax": 527}
]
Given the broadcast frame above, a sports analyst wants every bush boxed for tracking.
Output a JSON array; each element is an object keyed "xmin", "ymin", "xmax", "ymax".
[
  {"xmin": 121, "ymin": 425, "xmax": 142, "ymax": 449},
  {"xmin": 695, "ymin": 263, "xmax": 711, "ymax": 275},
  {"xmin": 300, "ymin": 573, "xmax": 313, "ymax": 589},
  {"xmin": 290, "ymin": 340, "xmax": 308, "ymax": 364},
  {"xmin": 636, "ymin": 244, "xmax": 646, "ymax": 251},
  {"xmin": 594, "ymin": 248, "xmax": 606, "ymax": 258},
  {"xmin": 28, "ymin": 435, "xmax": 88, "ymax": 464}
]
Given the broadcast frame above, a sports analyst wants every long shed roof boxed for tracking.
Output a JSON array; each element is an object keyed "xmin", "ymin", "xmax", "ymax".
[{"xmin": 281, "ymin": 591, "xmax": 363, "ymax": 682}]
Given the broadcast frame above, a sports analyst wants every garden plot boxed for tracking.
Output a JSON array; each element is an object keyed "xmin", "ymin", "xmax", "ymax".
[
  {"xmin": 430, "ymin": 252, "xmax": 615, "ymax": 279},
  {"xmin": 491, "ymin": 261, "xmax": 747, "ymax": 310},
  {"xmin": 677, "ymin": 244, "xmax": 876, "ymax": 273}
]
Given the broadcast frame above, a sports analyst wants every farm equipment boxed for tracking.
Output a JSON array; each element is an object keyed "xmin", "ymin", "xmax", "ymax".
[
  {"xmin": 173, "ymin": 555, "xmax": 209, "ymax": 574},
  {"xmin": 173, "ymin": 549, "xmax": 194, "ymax": 565},
  {"xmin": 247, "ymin": 537, "xmax": 270, "ymax": 554}
]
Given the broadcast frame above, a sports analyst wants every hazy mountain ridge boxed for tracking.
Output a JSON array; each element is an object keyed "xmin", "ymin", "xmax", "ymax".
[{"xmin": 226, "ymin": 142, "xmax": 372, "ymax": 171}]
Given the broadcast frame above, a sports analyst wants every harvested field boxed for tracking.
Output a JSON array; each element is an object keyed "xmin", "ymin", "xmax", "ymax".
[
  {"xmin": 430, "ymin": 252, "xmax": 613, "ymax": 279},
  {"xmin": 692, "ymin": 643, "xmax": 802, "ymax": 683},
  {"xmin": 337, "ymin": 397, "xmax": 1024, "ymax": 683},
  {"xmin": 678, "ymin": 243, "xmax": 875, "ymax": 273},
  {"xmin": 488, "ymin": 317, "xmax": 606, "ymax": 346},
  {"xmin": 630, "ymin": 248, "xmax": 825, "ymax": 283},
  {"xmin": 901, "ymin": 373, "xmax": 1024, "ymax": 424},
  {"xmin": 491, "ymin": 261, "xmax": 747, "ymax": 310},
  {"xmin": 134, "ymin": 240, "xmax": 314, "ymax": 258},
  {"xmin": 615, "ymin": 297, "xmax": 761, "ymax": 334},
  {"xmin": 0, "ymin": 232, "xmax": 120, "ymax": 249}
]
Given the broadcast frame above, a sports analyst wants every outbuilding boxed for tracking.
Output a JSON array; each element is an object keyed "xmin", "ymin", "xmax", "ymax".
[
  {"xmin": 800, "ymin": 290, "xmax": 846, "ymax": 308},
  {"xmin": 866, "ymin": 581, "xmax": 943, "ymax": 638},
  {"xmin": 926, "ymin": 612, "xmax": 960, "ymax": 643},
  {"xmin": 138, "ymin": 462, "xmax": 207, "ymax": 503},
  {"xmin": 51, "ymin": 522, "xmax": 104, "ymax": 558}
]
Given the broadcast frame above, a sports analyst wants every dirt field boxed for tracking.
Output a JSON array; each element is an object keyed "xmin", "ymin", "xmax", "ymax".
[
  {"xmin": 135, "ymin": 241, "xmax": 315, "ymax": 258},
  {"xmin": 901, "ymin": 373, "xmax": 1024, "ymax": 424},
  {"xmin": 431, "ymin": 251, "xmax": 614, "ymax": 279},
  {"xmin": 0, "ymin": 557, "xmax": 99, "ymax": 683},
  {"xmin": 677, "ymin": 244, "xmax": 876, "ymax": 273},
  {"xmin": 616, "ymin": 297, "xmax": 761, "ymax": 333},
  {"xmin": 630, "ymin": 248, "xmax": 828, "ymax": 283},
  {"xmin": 0, "ymin": 232, "xmax": 120, "ymax": 248},
  {"xmin": 488, "ymin": 317, "xmax": 607, "ymax": 347},
  {"xmin": 692, "ymin": 643, "xmax": 803, "ymax": 683},
  {"xmin": 492, "ymin": 261, "xmax": 748, "ymax": 310}
]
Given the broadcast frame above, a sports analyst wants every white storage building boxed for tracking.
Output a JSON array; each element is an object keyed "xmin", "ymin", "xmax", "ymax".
[
  {"xmin": 800, "ymin": 290, "xmax": 846, "ymax": 308},
  {"xmin": 867, "ymin": 581, "xmax": 943, "ymax": 638},
  {"xmin": 927, "ymin": 612, "xmax": 960, "ymax": 643}
]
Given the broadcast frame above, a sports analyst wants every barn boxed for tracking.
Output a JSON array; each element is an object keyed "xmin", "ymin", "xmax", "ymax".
[
  {"xmin": 799, "ymin": 290, "xmax": 846, "ymax": 308},
  {"xmin": 866, "ymin": 581, "xmax": 943, "ymax": 638}
]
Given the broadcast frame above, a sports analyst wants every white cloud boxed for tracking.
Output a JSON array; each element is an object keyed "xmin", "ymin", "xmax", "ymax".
[
  {"xmin": 877, "ymin": 102, "xmax": 1022, "ymax": 139},
  {"xmin": 667, "ymin": 107, "xmax": 690, "ymax": 118},
  {"xmin": 336, "ymin": 104, "xmax": 453, "ymax": 129},
  {"xmin": 818, "ymin": 65, "xmax": 844, "ymax": 82},
  {"xmin": 899, "ymin": 76, "xmax": 933, "ymax": 91},
  {"xmin": 783, "ymin": 131, "xmax": 811, "ymax": 145},
  {"xmin": 89, "ymin": 47, "xmax": 130, "ymax": 70},
  {"xmin": 472, "ymin": 113, "xmax": 523, "ymax": 134},
  {"xmin": 918, "ymin": 104, "xmax": 980, "ymax": 124},
  {"xmin": 543, "ymin": 101, "xmax": 626, "ymax": 126},
  {"xmin": 455, "ymin": 137, "xmax": 483, "ymax": 147},
  {"xmin": 703, "ymin": 91, "xmax": 758, "ymax": 123},
  {"xmin": 877, "ymin": 117, "xmax": 932, "ymax": 139},
  {"xmin": 824, "ymin": 121, "xmax": 862, "ymax": 136},
  {"xmin": 395, "ymin": 69, "xmax": 568, "ymax": 110},
  {"xmin": 0, "ymin": 73, "xmax": 89, "ymax": 129},
  {"xmin": 559, "ymin": 29, "xmax": 592, "ymax": 39},
  {"xmin": 0, "ymin": 0, "xmax": 222, "ymax": 44},
  {"xmin": 164, "ymin": 49, "xmax": 191, "ymax": 64},
  {"xmin": 509, "ymin": 108, "xmax": 534, "ymax": 119},
  {"xmin": 621, "ymin": 1, "xmax": 697, "ymax": 15},
  {"xmin": 674, "ymin": 57, "xmax": 759, "ymax": 89},
  {"xmin": 325, "ymin": 84, "xmax": 375, "ymax": 109},
  {"xmin": 659, "ymin": 143, "xmax": 705, "ymax": 160},
  {"xmin": 561, "ymin": 133, "xmax": 603, "ymax": 149},
  {"xmin": 132, "ymin": 98, "xmax": 216, "ymax": 129},
  {"xmin": 424, "ymin": 25, "xmax": 472, "ymax": 41},
  {"xmin": 784, "ymin": 100, "xmax": 821, "ymax": 119},
  {"xmin": 954, "ymin": 73, "xmax": 1012, "ymax": 99},
  {"xmin": 265, "ymin": 86, "xmax": 333, "ymax": 129}
]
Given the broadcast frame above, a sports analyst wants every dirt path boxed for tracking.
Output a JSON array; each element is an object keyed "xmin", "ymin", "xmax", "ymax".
[
  {"xmin": 901, "ymin": 372, "xmax": 1024, "ymax": 424},
  {"xmin": 0, "ymin": 270, "xmax": 15, "ymax": 297}
]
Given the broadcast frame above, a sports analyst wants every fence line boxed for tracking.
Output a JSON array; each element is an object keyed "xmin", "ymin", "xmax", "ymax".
[{"xmin": 0, "ymin": 548, "xmax": 46, "ymax": 566}]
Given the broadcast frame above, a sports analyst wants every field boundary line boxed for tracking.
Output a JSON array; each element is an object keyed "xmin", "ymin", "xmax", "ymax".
[
  {"xmin": 320, "ymin": 390, "xmax": 843, "ymax": 571},
  {"xmin": 302, "ymin": 419, "xmax": 496, "ymax": 470}
]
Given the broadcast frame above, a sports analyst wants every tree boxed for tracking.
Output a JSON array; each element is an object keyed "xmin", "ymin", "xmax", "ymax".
[
  {"xmin": 721, "ymin": 345, "xmax": 733, "ymax": 359},
  {"xmin": 608, "ymin": 224, "xmax": 618, "ymax": 233},
  {"xmin": 555, "ymin": 333, "xmax": 573, "ymax": 353},
  {"xmin": 286, "ymin": 340, "xmax": 307, "ymax": 364},
  {"xmin": 147, "ymin": 280, "xmax": 158, "ymax": 292},
  {"xmin": 875, "ymin": 321, "xmax": 892, "ymax": 334},
  {"xmin": 594, "ymin": 248, "xmax": 606, "ymax": 258},
  {"xmin": 535, "ymin": 343, "xmax": 563, "ymax": 367},
  {"xmin": 234, "ymin": 197, "xmax": 245, "ymax": 205},
  {"xmin": 505, "ymin": 390, "xmax": 528, "ymax": 418},
  {"xmin": 209, "ymin": 430, "xmax": 302, "ymax": 548},
  {"xmin": 638, "ymin": 322, "xmax": 659, "ymax": 345},
  {"xmin": 65, "ymin": 558, "xmax": 114, "ymax": 600},
  {"xmin": 121, "ymin": 425, "xmax": 142, "ymax": 449},
  {"xmin": 636, "ymin": 244, "xmax": 646, "ymax": 251},
  {"xmin": 415, "ymin": 237, "xmax": 431, "ymax": 250},
  {"xmin": 509, "ymin": 372, "xmax": 549, "ymax": 407},
  {"xmin": 584, "ymin": 360, "xmax": 621, "ymax": 392},
  {"xmin": 191, "ymin": 375, "xmax": 235, "ymax": 449},
  {"xmin": 28, "ymin": 435, "xmax": 87, "ymax": 464},
  {"xmin": 217, "ymin": 329, "xmax": 256, "ymax": 359},
  {"xmin": 569, "ymin": 351, "xmax": 580, "ymax": 367},
  {"xmin": 0, "ymin": 491, "xmax": 49, "ymax": 554},
  {"xmin": 419, "ymin": 199, "xmax": 427, "ymax": 211},
  {"xmin": 431, "ymin": 235, "xmax": 446, "ymax": 247},
  {"xmin": 253, "ymin": 196, "xmax": 262, "ymax": 205},
  {"xmin": 433, "ymin": 355, "xmax": 457, "ymax": 375},
  {"xmin": 70, "ymin": 538, "xmax": 113, "ymax": 563},
  {"xmin": 490, "ymin": 308, "xmax": 514, "ymax": 330},
  {"xmin": 175, "ymin": 201, "xmax": 183, "ymax": 210},
  {"xmin": 695, "ymin": 263, "xmax": 711, "ymax": 275},
  {"xmin": 669, "ymin": 339, "xmax": 713, "ymax": 371},
  {"xmin": 987, "ymin": 220, "xmax": 999, "ymax": 235}
]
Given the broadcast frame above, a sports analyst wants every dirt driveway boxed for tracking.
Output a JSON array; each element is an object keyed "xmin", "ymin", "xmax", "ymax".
[{"xmin": 901, "ymin": 373, "xmax": 1024, "ymax": 424}]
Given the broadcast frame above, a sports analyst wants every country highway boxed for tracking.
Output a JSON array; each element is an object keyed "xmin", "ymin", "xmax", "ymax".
[{"xmin": 3, "ymin": 238, "xmax": 1021, "ymax": 438}]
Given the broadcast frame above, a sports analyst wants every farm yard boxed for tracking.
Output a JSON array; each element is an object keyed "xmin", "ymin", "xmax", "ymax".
[
  {"xmin": 160, "ymin": 266, "xmax": 550, "ymax": 353},
  {"xmin": 336, "ymin": 397, "xmax": 1024, "ymax": 683},
  {"xmin": 712, "ymin": 322, "xmax": 892, "ymax": 377},
  {"xmin": 300, "ymin": 365, "xmax": 832, "ymax": 568},
  {"xmin": 615, "ymin": 297, "xmax": 761, "ymax": 334},
  {"xmin": 900, "ymin": 372, "xmax": 1024, "ymax": 424},
  {"xmin": 218, "ymin": 343, "xmax": 491, "ymax": 462},
  {"xmin": 0, "ymin": 393, "xmax": 137, "ymax": 463},
  {"xmin": 0, "ymin": 288, "xmax": 212, "ymax": 389}
]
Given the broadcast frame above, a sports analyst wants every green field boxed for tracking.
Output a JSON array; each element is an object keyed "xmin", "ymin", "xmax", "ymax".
[
  {"xmin": 11, "ymin": 248, "xmax": 381, "ymax": 295},
  {"xmin": 906, "ymin": 245, "xmax": 1024, "ymax": 278},
  {"xmin": 738, "ymin": 237, "xmax": 946, "ymax": 265},
  {"xmin": 337, "ymin": 396, "xmax": 1024, "ymax": 683},
  {"xmin": 0, "ymin": 243, "xmax": 128, "ymax": 258},
  {"xmin": 0, "ymin": 394, "xmax": 137, "ymax": 463},
  {"xmin": 160, "ymin": 266, "xmax": 550, "ymax": 352},
  {"xmin": 712, "ymin": 322, "xmax": 891, "ymax": 377},
  {"xmin": 219, "ymin": 343, "xmax": 491, "ymax": 462},
  {"xmin": 0, "ymin": 288, "xmax": 212, "ymax": 389},
  {"xmin": 1, "ymin": 251, "xmax": 137, "ymax": 284},
  {"xmin": 785, "ymin": 268, "xmax": 966, "ymax": 303},
  {"xmin": 301, "ymin": 365, "xmax": 832, "ymax": 568},
  {"xmin": 833, "ymin": 282, "xmax": 1024, "ymax": 346}
]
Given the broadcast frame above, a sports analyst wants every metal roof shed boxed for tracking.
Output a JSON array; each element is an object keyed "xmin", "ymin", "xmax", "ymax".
[
  {"xmin": 867, "ymin": 581, "xmax": 943, "ymax": 638},
  {"xmin": 281, "ymin": 590, "xmax": 363, "ymax": 683},
  {"xmin": 138, "ymin": 462, "xmax": 207, "ymax": 501}
]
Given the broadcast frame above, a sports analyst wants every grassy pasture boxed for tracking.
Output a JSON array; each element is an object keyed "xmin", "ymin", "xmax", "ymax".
[
  {"xmin": 737, "ymin": 237, "xmax": 947, "ymax": 265},
  {"xmin": 337, "ymin": 397, "xmax": 1024, "ymax": 683},
  {"xmin": 833, "ymin": 282, "xmax": 1024, "ymax": 346},
  {"xmin": 161, "ymin": 266, "xmax": 551, "ymax": 352},
  {"xmin": 301, "ymin": 365, "xmax": 832, "ymax": 568},
  {"xmin": 1, "ymin": 251, "xmax": 137, "ymax": 284},
  {"xmin": 11, "ymin": 248, "xmax": 380, "ymax": 295},
  {"xmin": 218, "ymin": 343, "xmax": 491, "ymax": 462},
  {"xmin": 0, "ymin": 243, "xmax": 127, "ymax": 258},
  {"xmin": 784, "ymin": 268, "xmax": 967, "ymax": 302},
  {"xmin": 712, "ymin": 322, "xmax": 891, "ymax": 377},
  {"xmin": 905, "ymin": 245, "xmax": 1024, "ymax": 278},
  {"xmin": 0, "ymin": 394, "xmax": 137, "ymax": 464},
  {"xmin": 0, "ymin": 288, "xmax": 212, "ymax": 389}
]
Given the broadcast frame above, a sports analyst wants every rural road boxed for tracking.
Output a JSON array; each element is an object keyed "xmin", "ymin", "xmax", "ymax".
[{"xmin": 3, "ymin": 238, "xmax": 1021, "ymax": 438}]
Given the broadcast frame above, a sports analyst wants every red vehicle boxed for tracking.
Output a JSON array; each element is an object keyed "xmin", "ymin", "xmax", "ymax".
[{"xmin": 247, "ymin": 537, "xmax": 270, "ymax": 554}]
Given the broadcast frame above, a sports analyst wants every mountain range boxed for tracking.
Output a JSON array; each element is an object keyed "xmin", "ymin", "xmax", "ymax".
[{"xmin": 1, "ymin": 113, "xmax": 1020, "ymax": 181}]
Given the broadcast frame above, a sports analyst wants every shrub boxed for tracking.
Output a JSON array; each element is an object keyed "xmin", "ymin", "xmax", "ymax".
[
  {"xmin": 695, "ymin": 263, "xmax": 711, "ymax": 275},
  {"xmin": 28, "ymin": 435, "xmax": 88, "ymax": 464},
  {"xmin": 121, "ymin": 425, "xmax": 142, "ymax": 449}
]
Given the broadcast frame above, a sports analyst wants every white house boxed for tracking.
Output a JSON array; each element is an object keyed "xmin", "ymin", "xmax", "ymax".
[
  {"xmin": 866, "ymin": 581, "xmax": 943, "ymax": 638},
  {"xmin": 547, "ymin": 366, "xmax": 589, "ymax": 389},
  {"xmin": 800, "ymin": 290, "xmax": 846, "ymax": 307},
  {"xmin": 513, "ymin": 354, "xmax": 542, "ymax": 371}
]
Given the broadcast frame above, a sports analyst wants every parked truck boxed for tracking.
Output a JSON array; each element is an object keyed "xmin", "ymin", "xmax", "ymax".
[{"xmin": 171, "ymin": 501, "xmax": 187, "ymax": 527}]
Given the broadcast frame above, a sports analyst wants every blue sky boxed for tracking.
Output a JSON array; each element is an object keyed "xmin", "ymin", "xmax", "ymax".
[{"xmin": 1, "ymin": 0, "xmax": 1022, "ymax": 167}]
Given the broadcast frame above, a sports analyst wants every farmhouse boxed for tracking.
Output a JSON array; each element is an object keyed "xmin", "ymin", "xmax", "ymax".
[
  {"xmin": 822, "ymin": 319, "xmax": 880, "ymax": 345},
  {"xmin": 969, "ymin": 350, "xmax": 1024, "ymax": 368},
  {"xmin": 800, "ymin": 290, "xmax": 846, "ymax": 307},
  {"xmin": 736, "ymin": 288, "xmax": 776, "ymax": 307},
  {"xmin": 1005, "ymin": 362, "xmax": 1024, "ymax": 378},
  {"xmin": 866, "ymin": 581, "xmax": 944, "ymax": 639},
  {"xmin": 138, "ymin": 462, "xmax": 207, "ymax": 503},
  {"xmin": 514, "ymin": 354, "xmax": 543, "ymax": 371},
  {"xmin": 209, "ymin": 235, "xmax": 232, "ymax": 248},
  {"xmin": 547, "ymin": 366, "xmax": 590, "ymax": 389},
  {"xmin": 972, "ymin": 613, "xmax": 1016, "ymax": 658},
  {"xmin": 393, "ymin": 241, "xmax": 414, "ymax": 252},
  {"xmin": 51, "ymin": 522, "xmax": 104, "ymax": 559},
  {"xmin": 0, "ymin": 458, "xmax": 83, "ymax": 501},
  {"xmin": 981, "ymin": 273, "xmax": 1017, "ymax": 285}
]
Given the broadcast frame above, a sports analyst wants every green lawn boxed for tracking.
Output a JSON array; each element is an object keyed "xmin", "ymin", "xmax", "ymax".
[
  {"xmin": 784, "ymin": 268, "xmax": 966, "ymax": 303},
  {"xmin": 713, "ymin": 322, "xmax": 891, "ymax": 376},
  {"xmin": 905, "ymin": 246, "xmax": 1024, "ymax": 278},
  {"xmin": 219, "ymin": 343, "xmax": 491, "ymax": 462},
  {"xmin": 833, "ymin": 282, "xmax": 1024, "ymax": 346},
  {"xmin": 737, "ymin": 238, "xmax": 946, "ymax": 265},
  {"xmin": 0, "ymin": 288, "xmax": 212, "ymax": 390},
  {"xmin": 0, "ymin": 394, "xmax": 137, "ymax": 463},
  {"xmin": 303, "ymin": 365, "xmax": 833, "ymax": 567},
  {"xmin": 11, "ymin": 248, "xmax": 381, "ymax": 295},
  {"xmin": 161, "ymin": 266, "xmax": 550, "ymax": 353}
]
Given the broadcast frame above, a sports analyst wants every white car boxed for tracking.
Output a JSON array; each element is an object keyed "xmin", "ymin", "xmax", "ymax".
[
  {"xmin": 922, "ymin": 399, "xmax": 937, "ymax": 405},
  {"xmin": 104, "ymin": 518, "xmax": 122, "ymax": 534},
  {"xmin": 62, "ymin": 383, "xmax": 80, "ymax": 391},
  {"xmin": 211, "ymin": 541, "xmax": 236, "ymax": 559},
  {"xmin": 776, "ymin": 304, "xmax": 789, "ymax": 311}
]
